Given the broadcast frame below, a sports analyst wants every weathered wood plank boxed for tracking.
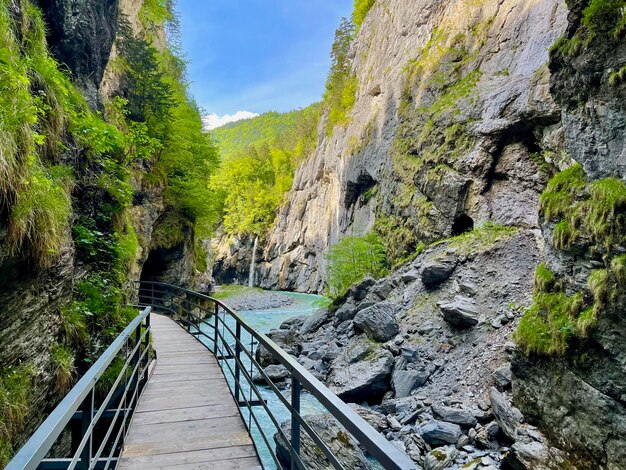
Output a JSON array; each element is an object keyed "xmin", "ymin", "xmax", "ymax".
[{"xmin": 118, "ymin": 314, "xmax": 260, "ymax": 469}]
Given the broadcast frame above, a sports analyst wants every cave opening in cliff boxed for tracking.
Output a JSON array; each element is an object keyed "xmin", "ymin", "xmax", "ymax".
[{"xmin": 451, "ymin": 214, "xmax": 474, "ymax": 236}]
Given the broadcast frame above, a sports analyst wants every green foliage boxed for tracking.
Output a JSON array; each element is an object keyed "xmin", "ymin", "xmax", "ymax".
[
  {"xmin": 353, "ymin": 0, "xmax": 376, "ymax": 31},
  {"xmin": 50, "ymin": 344, "xmax": 74, "ymax": 393},
  {"xmin": 540, "ymin": 165, "xmax": 626, "ymax": 251},
  {"xmin": 551, "ymin": 0, "xmax": 626, "ymax": 60},
  {"xmin": 211, "ymin": 104, "xmax": 321, "ymax": 160},
  {"xmin": 323, "ymin": 19, "xmax": 358, "ymax": 136},
  {"xmin": 374, "ymin": 214, "xmax": 422, "ymax": 267},
  {"xmin": 60, "ymin": 302, "xmax": 90, "ymax": 347},
  {"xmin": 211, "ymin": 106, "xmax": 320, "ymax": 237},
  {"xmin": 0, "ymin": 364, "xmax": 35, "ymax": 467},
  {"xmin": 152, "ymin": 211, "xmax": 188, "ymax": 249},
  {"xmin": 520, "ymin": 164, "xmax": 626, "ymax": 356},
  {"xmin": 211, "ymin": 143, "xmax": 291, "ymax": 236},
  {"xmin": 140, "ymin": 0, "xmax": 174, "ymax": 32},
  {"xmin": 326, "ymin": 233, "xmax": 388, "ymax": 298},
  {"xmin": 8, "ymin": 162, "xmax": 72, "ymax": 266}
]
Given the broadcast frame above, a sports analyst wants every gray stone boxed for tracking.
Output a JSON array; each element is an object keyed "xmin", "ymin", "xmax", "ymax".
[
  {"xmin": 438, "ymin": 297, "xmax": 479, "ymax": 328},
  {"xmin": 490, "ymin": 387, "xmax": 523, "ymax": 441},
  {"xmin": 424, "ymin": 445, "xmax": 458, "ymax": 470},
  {"xmin": 349, "ymin": 275, "xmax": 376, "ymax": 301},
  {"xmin": 419, "ymin": 420, "xmax": 462, "ymax": 446},
  {"xmin": 492, "ymin": 363, "xmax": 512, "ymax": 389},
  {"xmin": 252, "ymin": 364, "xmax": 289, "ymax": 384},
  {"xmin": 274, "ymin": 414, "xmax": 372, "ymax": 469},
  {"xmin": 335, "ymin": 301, "xmax": 358, "ymax": 323},
  {"xmin": 327, "ymin": 338, "xmax": 394, "ymax": 403},
  {"xmin": 401, "ymin": 270, "xmax": 420, "ymax": 284},
  {"xmin": 353, "ymin": 302, "xmax": 400, "ymax": 342},
  {"xmin": 432, "ymin": 405, "xmax": 478, "ymax": 427},
  {"xmin": 347, "ymin": 404, "xmax": 388, "ymax": 432},
  {"xmin": 422, "ymin": 255, "xmax": 458, "ymax": 288},
  {"xmin": 300, "ymin": 308, "xmax": 329, "ymax": 335},
  {"xmin": 392, "ymin": 369, "xmax": 425, "ymax": 398},
  {"xmin": 280, "ymin": 315, "xmax": 308, "ymax": 330}
]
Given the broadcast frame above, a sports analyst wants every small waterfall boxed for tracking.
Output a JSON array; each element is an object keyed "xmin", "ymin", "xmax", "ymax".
[{"xmin": 248, "ymin": 236, "xmax": 258, "ymax": 287}]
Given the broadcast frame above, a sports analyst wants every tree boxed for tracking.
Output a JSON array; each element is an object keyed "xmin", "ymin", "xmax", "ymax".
[{"xmin": 326, "ymin": 233, "xmax": 388, "ymax": 297}]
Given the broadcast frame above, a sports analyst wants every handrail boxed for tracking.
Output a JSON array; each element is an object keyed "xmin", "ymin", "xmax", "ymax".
[
  {"xmin": 7, "ymin": 306, "xmax": 152, "ymax": 470},
  {"xmin": 137, "ymin": 282, "xmax": 417, "ymax": 470}
]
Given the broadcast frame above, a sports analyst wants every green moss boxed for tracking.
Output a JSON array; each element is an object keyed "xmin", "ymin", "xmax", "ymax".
[
  {"xmin": 60, "ymin": 302, "xmax": 90, "ymax": 347},
  {"xmin": 552, "ymin": 0, "xmax": 626, "ymax": 60},
  {"xmin": 152, "ymin": 212, "xmax": 188, "ymax": 249},
  {"xmin": 435, "ymin": 222, "xmax": 518, "ymax": 255},
  {"xmin": 50, "ymin": 344, "xmax": 74, "ymax": 394},
  {"xmin": 0, "ymin": 364, "xmax": 36, "ymax": 467},
  {"xmin": 609, "ymin": 65, "xmax": 626, "ymax": 85},
  {"xmin": 516, "ymin": 291, "xmax": 583, "ymax": 356},
  {"xmin": 541, "ymin": 165, "xmax": 626, "ymax": 251},
  {"xmin": 534, "ymin": 263, "xmax": 556, "ymax": 292},
  {"xmin": 353, "ymin": 0, "xmax": 376, "ymax": 31}
]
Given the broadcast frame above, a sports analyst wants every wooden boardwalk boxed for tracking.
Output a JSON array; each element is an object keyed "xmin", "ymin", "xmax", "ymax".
[{"xmin": 119, "ymin": 314, "xmax": 261, "ymax": 470}]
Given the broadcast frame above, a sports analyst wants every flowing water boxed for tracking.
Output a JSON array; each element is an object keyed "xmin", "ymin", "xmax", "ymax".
[{"xmin": 199, "ymin": 291, "xmax": 328, "ymax": 468}]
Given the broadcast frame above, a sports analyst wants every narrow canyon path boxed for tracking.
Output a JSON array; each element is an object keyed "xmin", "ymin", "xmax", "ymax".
[{"xmin": 118, "ymin": 314, "xmax": 261, "ymax": 469}]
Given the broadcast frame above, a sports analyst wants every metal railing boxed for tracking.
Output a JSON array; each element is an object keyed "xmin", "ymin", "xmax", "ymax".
[
  {"xmin": 137, "ymin": 281, "xmax": 416, "ymax": 470},
  {"xmin": 7, "ymin": 307, "xmax": 152, "ymax": 470}
]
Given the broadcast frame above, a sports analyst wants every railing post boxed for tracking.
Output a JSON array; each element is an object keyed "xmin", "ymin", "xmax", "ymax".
[
  {"xmin": 291, "ymin": 377, "xmax": 301, "ymax": 470},
  {"xmin": 142, "ymin": 312, "xmax": 151, "ymax": 387},
  {"xmin": 234, "ymin": 322, "xmax": 242, "ymax": 403},
  {"xmin": 185, "ymin": 292, "xmax": 192, "ymax": 332},
  {"xmin": 213, "ymin": 303, "xmax": 219, "ymax": 354},
  {"xmin": 79, "ymin": 389, "xmax": 93, "ymax": 470}
]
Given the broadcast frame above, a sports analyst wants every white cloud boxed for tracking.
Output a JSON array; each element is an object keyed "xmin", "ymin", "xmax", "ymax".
[{"xmin": 202, "ymin": 111, "xmax": 259, "ymax": 131}]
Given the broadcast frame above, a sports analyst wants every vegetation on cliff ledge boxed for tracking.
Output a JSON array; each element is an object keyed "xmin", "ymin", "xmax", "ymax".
[{"xmin": 517, "ymin": 165, "xmax": 626, "ymax": 356}]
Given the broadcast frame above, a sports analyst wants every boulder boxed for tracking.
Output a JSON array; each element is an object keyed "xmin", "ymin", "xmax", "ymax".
[
  {"xmin": 274, "ymin": 414, "xmax": 372, "ymax": 470},
  {"xmin": 300, "ymin": 308, "xmax": 329, "ymax": 335},
  {"xmin": 422, "ymin": 255, "xmax": 458, "ymax": 288},
  {"xmin": 349, "ymin": 275, "xmax": 376, "ymax": 301},
  {"xmin": 490, "ymin": 387, "xmax": 523, "ymax": 441},
  {"xmin": 432, "ymin": 405, "xmax": 478, "ymax": 427},
  {"xmin": 392, "ymin": 369, "xmax": 427, "ymax": 398},
  {"xmin": 492, "ymin": 363, "xmax": 512, "ymax": 389},
  {"xmin": 419, "ymin": 420, "xmax": 462, "ymax": 446},
  {"xmin": 327, "ymin": 338, "xmax": 394, "ymax": 403},
  {"xmin": 401, "ymin": 270, "xmax": 420, "ymax": 284},
  {"xmin": 280, "ymin": 315, "xmax": 308, "ymax": 330},
  {"xmin": 335, "ymin": 301, "xmax": 358, "ymax": 323},
  {"xmin": 256, "ymin": 328, "xmax": 302, "ymax": 367},
  {"xmin": 438, "ymin": 297, "xmax": 479, "ymax": 328},
  {"xmin": 252, "ymin": 364, "xmax": 289, "ymax": 384},
  {"xmin": 353, "ymin": 302, "xmax": 400, "ymax": 342},
  {"xmin": 424, "ymin": 446, "xmax": 459, "ymax": 470},
  {"xmin": 371, "ymin": 279, "xmax": 395, "ymax": 300},
  {"xmin": 347, "ymin": 404, "xmax": 389, "ymax": 432}
]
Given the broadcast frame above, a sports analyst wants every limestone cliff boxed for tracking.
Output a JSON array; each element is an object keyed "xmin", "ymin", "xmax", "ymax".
[{"xmin": 256, "ymin": 0, "xmax": 568, "ymax": 293}]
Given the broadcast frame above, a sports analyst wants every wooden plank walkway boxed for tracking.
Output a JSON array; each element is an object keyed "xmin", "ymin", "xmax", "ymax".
[{"xmin": 119, "ymin": 314, "xmax": 261, "ymax": 470}]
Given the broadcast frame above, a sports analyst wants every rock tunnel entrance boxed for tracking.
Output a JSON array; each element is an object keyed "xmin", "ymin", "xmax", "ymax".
[{"xmin": 451, "ymin": 214, "xmax": 474, "ymax": 236}]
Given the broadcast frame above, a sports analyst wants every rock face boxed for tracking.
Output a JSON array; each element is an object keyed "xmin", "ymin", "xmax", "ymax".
[
  {"xmin": 274, "ymin": 414, "xmax": 372, "ymax": 470},
  {"xmin": 326, "ymin": 337, "xmax": 394, "ymax": 404},
  {"xmin": 35, "ymin": 0, "xmax": 119, "ymax": 107},
  {"xmin": 353, "ymin": 302, "xmax": 400, "ymax": 342},
  {"xmin": 240, "ymin": 0, "xmax": 568, "ymax": 293}
]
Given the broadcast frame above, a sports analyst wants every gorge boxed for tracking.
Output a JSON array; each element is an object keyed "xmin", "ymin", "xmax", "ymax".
[{"xmin": 1, "ymin": 0, "xmax": 626, "ymax": 469}]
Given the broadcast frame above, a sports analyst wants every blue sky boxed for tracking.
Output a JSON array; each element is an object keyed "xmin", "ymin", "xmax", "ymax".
[{"xmin": 176, "ymin": 0, "xmax": 353, "ymax": 124}]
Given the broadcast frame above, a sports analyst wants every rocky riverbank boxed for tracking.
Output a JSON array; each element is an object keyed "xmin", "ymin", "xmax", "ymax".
[
  {"xmin": 255, "ymin": 228, "xmax": 576, "ymax": 469},
  {"xmin": 214, "ymin": 286, "xmax": 296, "ymax": 312}
]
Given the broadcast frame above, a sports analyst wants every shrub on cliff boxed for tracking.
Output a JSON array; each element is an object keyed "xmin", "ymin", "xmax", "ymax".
[{"xmin": 326, "ymin": 233, "xmax": 388, "ymax": 298}]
